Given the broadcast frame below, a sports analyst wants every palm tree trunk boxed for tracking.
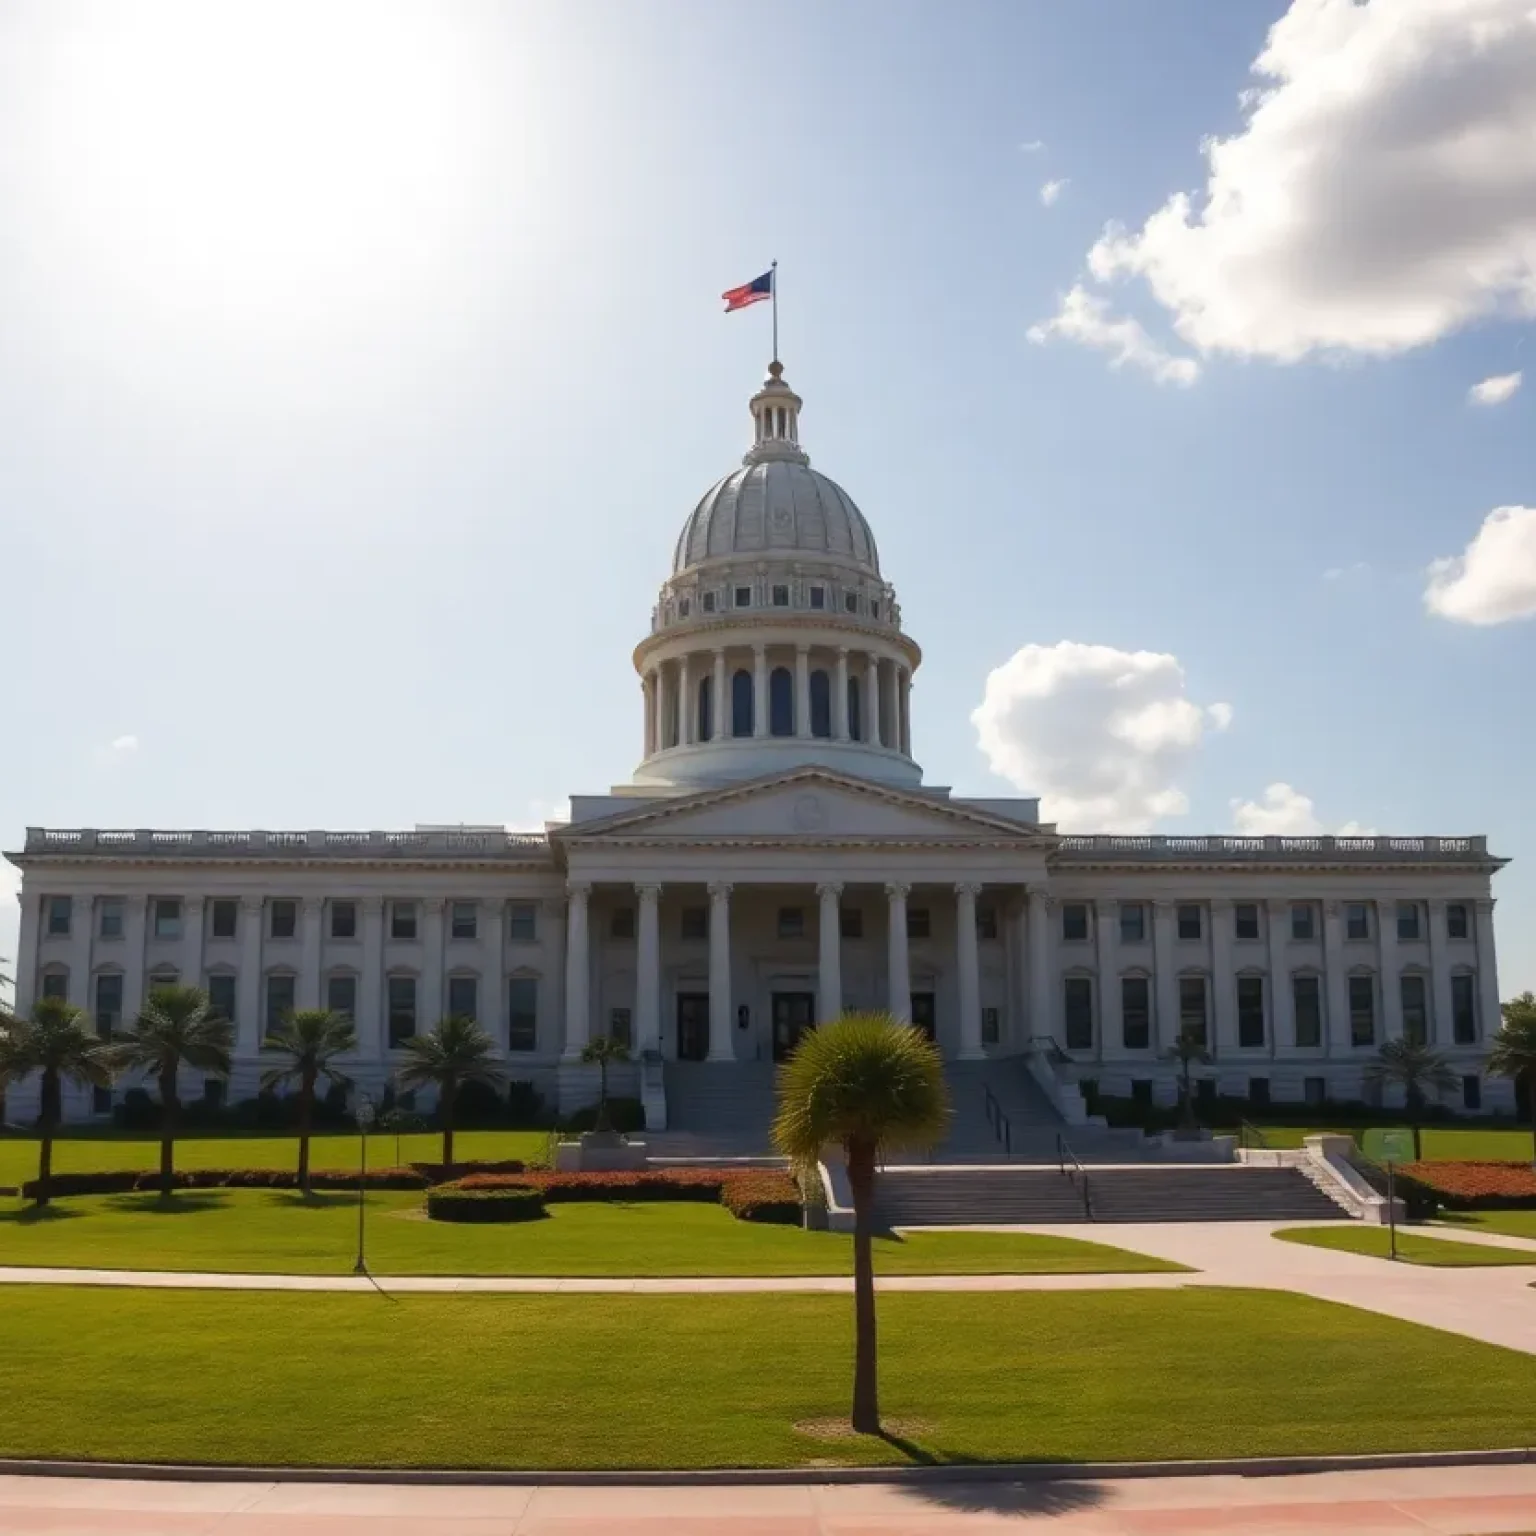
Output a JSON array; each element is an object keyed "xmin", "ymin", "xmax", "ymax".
[
  {"xmin": 159, "ymin": 1065, "xmax": 178, "ymax": 1199},
  {"xmin": 442, "ymin": 1082, "xmax": 456, "ymax": 1174},
  {"xmin": 36, "ymin": 1067, "xmax": 57, "ymax": 1208},
  {"xmin": 298, "ymin": 1067, "xmax": 315, "ymax": 1197},
  {"xmin": 846, "ymin": 1137, "xmax": 880, "ymax": 1435}
]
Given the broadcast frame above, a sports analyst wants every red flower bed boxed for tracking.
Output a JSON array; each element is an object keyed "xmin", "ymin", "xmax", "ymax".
[
  {"xmin": 1401, "ymin": 1161, "xmax": 1536, "ymax": 1210},
  {"xmin": 450, "ymin": 1166, "xmax": 802, "ymax": 1222}
]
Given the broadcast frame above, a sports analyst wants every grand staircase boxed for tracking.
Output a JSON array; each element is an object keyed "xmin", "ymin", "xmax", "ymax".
[{"xmin": 646, "ymin": 1061, "xmax": 781, "ymax": 1160}]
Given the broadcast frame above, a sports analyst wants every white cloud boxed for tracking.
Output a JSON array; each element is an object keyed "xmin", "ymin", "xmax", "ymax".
[
  {"xmin": 971, "ymin": 641, "xmax": 1229, "ymax": 831},
  {"xmin": 108, "ymin": 734, "xmax": 138, "ymax": 755},
  {"xmin": 1425, "ymin": 504, "xmax": 1536, "ymax": 624},
  {"xmin": 507, "ymin": 798, "xmax": 570, "ymax": 831},
  {"xmin": 1050, "ymin": 0, "xmax": 1536, "ymax": 367},
  {"xmin": 1039, "ymin": 178, "xmax": 1069, "ymax": 207},
  {"xmin": 1019, "ymin": 139, "xmax": 1046, "ymax": 153},
  {"xmin": 1028, "ymin": 285, "xmax": 1201, "ymax": 385},
  {"xmin": 1322, "ymin": 561, "xmax": 1371, "ymax": 582},
  {"xmin": 1230, "ymin": 782, "xmax": 1374, "ymax": 837},
  {"xmin": 1469, "ymin": 370, "xmax": 1522, "ymax": 405}
]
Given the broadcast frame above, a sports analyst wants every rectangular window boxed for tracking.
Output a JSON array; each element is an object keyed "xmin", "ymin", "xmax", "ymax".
[
  {"xmin": 508, "ymin": 977, "xmax": 538, "ymax": 1051},
  {"xmin": 1463, "ymin": 1074, "xmax": 1482, "ymax": 1111},
  {"xmin": 701, "ymin": 591, "xmax": 717, "ymax": 614},
  {"xmin": 1121, "ymin": 976, "xmax": 1151, "ymax": 1050},
  {"xmin": 1451, "ymin": 973, "xmax": 1477, "ymax": 1044},
  {"xmin": 1292, "ymin": 974, "xmax": 1323, "ymax": 1048},
  {"xmin": 981, "ymin": 1006, "xmax": 1000, "ymax": 1046},
  {"xmin": 1237, "ymin": 975, "xmax": 1265, "ymax": 1047},
  {"xmin": 1304, "ymin": 1076, "xmax": 1326, "ymax": 1108},
  {"xmin": 211, "ymin": 899, "xmax": 238, "ymax": 939},
  {"xmin": 771, "ymin": 583, "xmax": 790, "ymax": 606},
  {"xmin": 1345, "ymin": 903, "xmax": 1370, "ymax": 941},
  {"xmin": 46, "ymin": 895, "xmax": 72, "ymax": 936},
  {"xmin": 777, "ymin": 906, "xmax": 806, "ymax": 939},
  {"xmin": 206, "ymin": 973, "xmax": 237, "ymax": 1029},
  {"xmin": 680, "ymin": 906, "xmax": 708, "ymax": 941},
  {"xmin": 265, "ymin": 973, "xmax": 296, "ymax": 1034},
  {"xmin": 326, "ymin": 973, "xmax": 356, "ymax": 1019},
  {"xmin": 1119, "ymin": 903, "xmax": 1146, "ymax": 944},
  {"xmin": 1290, "ymin": 903, "xmax": 1315, "ymax": 942},
  {"xmin": 608, "ymin": 1007, "xmax": 632, "ymax": 1048},
  {"xmin": 976, "ymin": 905, "xmax": 998, "ymax": 941},
  {"xmin": 1348, "ymin": 975, "xmax": 1376, "ymax": 1047},
  {"xmin": 1178, "ymin": 975, "xmax": 1208, "ymax": 1045},
  {"xmin": 153, "ymin": 897, "xmax": 182, "ymax": 939},
  {"xmin": 844, "ymin": 591, "xmax": 858, "ymax": 613},
  {"xmin": 610, "ymin": 906, "xmax": 635, "ymax": 940},
  {"xmin": 270, "ymin": 900, "xmax": 298, "ymax": 940},
  {"xmin": 1176, "ymin": 904, "xmax": 1202, "ymax": 941},
  {"xmin": 1062, "ymin": 903, "xmax": 1089, "ymax": 942},
  {"xmin": 1131, "ymin": 1079, "xmax": 1153, "ymax": 1106},
  {"xmin": 330, "ymin": 900, "xmax": 357, "ymax": 940},
  {"xmin": 677, "ymin": 596, "xmax": 691, "ymax": 618},
  {"xmin": 1446, "ymin": 903, "xmax": 1469, "ymax": 941},
  {"xmin": 1248, "ymin": 1076, "xmax": 1271, "ymax": 1107},
  {"xmin": 94, "ymin": 972, "xmax": 124, "ymax": 1039},
  {"xmin": 1234, "ymin": 903, "xmax": 1260, "ymax": 941},
  {"xmin": 1400, "ymin": 974, "xmax": 1428, "ymax": 1045},
  {"xmin": 507, "ymin": 902, "xmax": 538, "ymax": 942},
  {"xmin": 906, "ymin": 906, "xmax": 931, "ymax": 940},
  {"xmin": 1195, "ymin": 1078, "xmax": 1217, "ymax": 1107},
  {"xmin": 869, "ymin": 601, "xmax": 880, "ymax": 619},
  {"xmin": 148, "ymin": 969, "xmax": 179, "ymax": 993},
  {"xmin": 808, "ymin": 585, "xmax": 825, "ymax": 610},
  {"xmin": 447, "ymin": 974, "xmax": 478, "ymax": 1020},
  {"xmin": 387, "ymin": 976, "xmax": 417, "ymax": 1048},
  {"xmin": 1063, "ymin": 977, "xmax": 1094, "ymax": 1051},
  {"xmin": 202, "ymin": 1078, "xmax": 225, "ymax": 1109},
  {"xmin": 450, "ymin": 901, "xmax": 478, "ymax": 941},
  {"xmin": 840, "ymin": 906, "xmax": 864, "ymax": 940},
  {"xmin": 1396, "ymin": 902, "xmax": 1421, "ymax": 942},
  {"xmin": 92, "ymin": 1085, "xmax": 113, "ymax": 1116},
  {"xmin": 735, "ymin": 585, "xmax": 752, "ymax": 608},
  {"xmin": 97, "ymin": 898, "xmax": 124, "ymax": 940},
  {"xmin": 390, "ymin": 902, "xmax": 417, "ymax": 941}
]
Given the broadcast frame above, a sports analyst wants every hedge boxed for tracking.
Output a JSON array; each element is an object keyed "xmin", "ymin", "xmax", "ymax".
[
  {"xmin": 446, "ymin": 1167, "xmax": 803, "ymax": 1223},
  {"xmin": 425, "ymin": 1183, "xmax": 547, "ymax": 1223},
  {"xmin": 19, "ymin": 1167, "xmax": 428, "ymax": 1199},
  {"xmin": 719, "ymin": 1173, "xmax": 801, "ymax": 1225},
  {"xmin": 1401, "ymin": 1160, "xmax": 1536, "ymax": 1210},
  {"xmin": 410, "ymin": 1159, "xmax": 527, "ymax": 1183}
]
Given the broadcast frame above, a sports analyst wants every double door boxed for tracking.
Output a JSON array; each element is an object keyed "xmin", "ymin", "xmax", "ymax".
[{"xmin": 771, "ymin": 991, "xmax": 816, "ymax": 1062}]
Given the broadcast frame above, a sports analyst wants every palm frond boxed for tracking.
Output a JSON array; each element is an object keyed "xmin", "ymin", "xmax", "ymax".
[
  {"xmin": 1, "ymin": 999, "xmax": 113, "ymax": 1091},
  {"xmin": 259, "ymin": 1009, "xmax": 358, "ymax": 1091},
  {"xmin": 394, "ymin": 1015, "xmax": 505, "ymax": 1093},
  {"xmin": 104, "ymin": 984, "xmax": 234, "ymax": 1079}
]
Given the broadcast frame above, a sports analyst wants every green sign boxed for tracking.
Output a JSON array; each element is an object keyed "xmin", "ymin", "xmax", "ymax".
[{"xmin": 1364, "ymin": 1128, "xmax": 1414, "ymax": 1165}]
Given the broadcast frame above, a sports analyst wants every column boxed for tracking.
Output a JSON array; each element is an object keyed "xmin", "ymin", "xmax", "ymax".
[
  {"xmin": 650, "ymin": 667, "xmax": 664, "ymax": 754},
  {"xmin": 834, "ymin": 648, "xmax": 850, "ymax": 740},
  {"xmin": 642, "ymin": 673, "xmax": 655, "ymax": 757},
  {"xmin": 1152, "ymin": 900, "xmax": 1178, "ymax": 1050},
  {"xmin": 1027, "ymin": 889, "xmax": 1055, "ymax": 1041},
  {"xmin": 955, "ymin": 882, "xmax": 983, "ymax": 1059},
  {"xmin": 481, "ymin": 900, "xmax": 504, "ymax": 1048},
  {"xmin": 752, "ymin": 646, "xmax": 769, "ymax": 738},
  {"xmin": 884, "ymin": 881, "xmax": 911, "ymax": 1021},
  {"xmin": 1323, "ymin": 900, "xmax": 1349, "ymax": 1057},
  {"xmin": 1266, "ymin": 899, "xmax": 1291, "ymax": 1055},
  {"xmin": 635, "ymin": 882, "xmax": 662, "ymax": 1055},
  {"xmin": 544, "ymin": 895, "xmax": 567, "ymax": 1058},
  {"xmin": 817, "ymin": 881, "xmax": 843, "ymax": 1023},
  {"xmin": 1209, "ymin": 897, "xmax": 1235, "ymax": 1059},
  {"xmin": 1473, "ymin": 898, "xmax": 1500, "ymax": 1042},
  {"xmin": 1428, "ymin": 901, "xmax": 1454, "ymax": 1046},
  {"xmin": 712, "ymin": 649, "xmax": 726, "ymax": 744},
  {"xmin": 421, "ymin": 897, "xmax": 445, "ymax": 1028},
  {"xmin": 181, "ymin": 897, "xmax": 205, "ymax": 996},
  {"xmin": 562, "ymin": 882, "xmax": 591, "ymax": 1059},
  {"xmin": 1377, "ymin": 898, "xmax": 1402, "ymax": 1041},
  {"xmin": 12, "ymin": 888, "xmax": 41, "ymax": 1017},
  {"xmin": 707, "ymin": 881, "xmax": 734, "ymax": 1060},
  {"xmin": 794, "ymin": 644, "xmax": 811, "ymax": 738},
  {"xmin": 1094, "ymin": 901, "xmax": 1120, "ymax": 1058},
  {"xmin": 236, "ymin": 897, "xmax": 262, "ymax": 1054},
  {"xmin": 298, "ymin": 897, "xmax": 323, "ymax": 1010},
  {"xmin": 865, "ymin": 655, "xmax": 882, "ymax": 749},
  {"xmin": 679, "ymin": 656, "xmax": 693, "ymax": 746},
  {"xmin": 68, "ymin": 899, "xmax": 94, "ymax": 1011},
  {"xmin": 359, "ymin": 897, "xmax": 384, "ymax": 1059},
  {"xmin": 898, "ymin": 667, "xmax": 912, "ymax": 755}
]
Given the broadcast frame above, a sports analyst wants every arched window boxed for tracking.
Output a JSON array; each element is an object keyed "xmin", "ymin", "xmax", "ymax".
[
  {"xmin": 731, "ymin": 669, "xmax": 754, "ymax": 737},
  {"xmin": 847, "ymin": 676, "xmax": 862, "ymax": 742},
  {"xmin": 696, "ymin": 676, "xmax": 713, "ymax": 742},
  {"xmin": 769, "ymin": 667, "xmax": 794, "ymax": 737},
  {"xmin": 809, "ymin": 669, "xmax": 831, "ymax": 738}
]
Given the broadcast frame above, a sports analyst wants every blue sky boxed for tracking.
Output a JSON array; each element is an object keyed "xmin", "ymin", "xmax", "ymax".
[{"xmin": 2, "ymin": 0, "xmax": 1533, "ymax": 994}]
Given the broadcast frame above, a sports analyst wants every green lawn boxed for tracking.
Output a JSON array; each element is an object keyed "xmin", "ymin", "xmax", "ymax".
[
  {"xmin": 0, "ymin": 1129, "xmax": 550, "ymax": 1189},
  {"xmin": 0, "ymin": 1287, "xmax": 1531, "ymax": 1468},
  {"xmin": 1274, "ymin": 1225, "xmax": 1536, "ymax": 1267},
  {"xmin": 1437, "ymin": 1210, "xmax": 1536, "ymax": 1242},
  {"xmin": 1225, "ymin": 1125, "xmax": 1535, "ymax": 1161},
  {"xmin": 0, "ymin": 1190, "xmax": 1184, "ymax": 1277}
]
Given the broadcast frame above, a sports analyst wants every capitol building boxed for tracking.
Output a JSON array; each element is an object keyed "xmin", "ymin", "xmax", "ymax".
[{"xmin": 6, "ymin": 362, "xmax": 1512, "ymax": 1131}]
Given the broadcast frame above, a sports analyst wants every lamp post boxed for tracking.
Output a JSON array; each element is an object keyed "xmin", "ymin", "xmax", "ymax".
[{"xmin": 354, "ymin": 1093, "xmax": 376, "ymax": 1276}]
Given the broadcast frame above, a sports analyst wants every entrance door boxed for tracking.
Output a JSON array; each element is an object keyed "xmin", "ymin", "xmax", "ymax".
[
  {"xmin": 772, "ymin": 992, "xmax": 816, "ymax": 1062},
  {"xmin": 911, "ymin": 992, "xmax": 937, "ymax": 1044},
  {"xmin": 676, "ymin": 993, "xmax": 710, "ymax": 1061}
]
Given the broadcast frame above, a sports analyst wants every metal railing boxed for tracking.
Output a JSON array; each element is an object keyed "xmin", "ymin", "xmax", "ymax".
[
  {"xmin": 1057, "ymin": 1133, "xmax": 1093, "ymax": 1219},
  {"xmin": 1238, "ymin": 1120, "xmax": 1270, "ymax": 1152},
  {"xmin": 983, "ymin": 1084, "xmax": 1012, "ymax": 1155},
  {"xmin": 1023, "ymin": 1034, "xmax": 1072, "ymax": 1064}
]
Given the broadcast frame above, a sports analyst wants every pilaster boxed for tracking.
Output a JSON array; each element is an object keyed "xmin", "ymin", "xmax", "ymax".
[
  {"xmin": 359, "ymin": 898, "xmax": 385, "ymax": 1058},
  {"xmin": 635, "ymin": 883, "xmax": 662, "ymax": 1056},
  {"xmin": 562, "ymin": 883, "xmax": 591, "ymax": 1059},
  {"xmin": 1210, "ymin": 897, "xmax": 1235, "ymax": 1059},
  {"xmin": 298, "ymin": 898, "xmax": 323, "ymax": 1011},
  {"xmin": 1152, "ymin": 900, "xmax": 1178, "ymax": 1051},
  {"xmin": 236, "ymin": 898, "xmax": 263, "ymax": 1054},
  {"xmin": 1474, "ymin": 898, "xmax": 1500, "ymax": 1043},
  {"xmin": 955, "ymin": 882, "xmax": 983, "ymax": 1060},
  {"xmin": 1266, "ymin": 899, "xmax": 1291, "ymax": 1055},
  {"xmin": 1377, "ymin": 898, "xmax": 1403, "ymax": 1042},
  {"xmin": 817, "ymin": 881, "xmax": 843, "ymax": 1024},
  {"xmin": 707, "ymin": 881, "xmax": 734, "ymax": 1060},
  {"xmin": 1094, "ymin": 899, "xmax": 1119, "ymax": 1060},
  {"xmin": 884, "ymin": 881, "xmax": 911, "ymax": 1022}
]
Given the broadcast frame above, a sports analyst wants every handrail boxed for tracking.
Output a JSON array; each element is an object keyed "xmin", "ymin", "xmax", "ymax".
[
  {"xmin": 1057, "ymin": 1133, "xmax": 1093, "ymax": 1219},
  {"xmin": 1238, "ymin": 1119, "xmax": 1269, "ymax": 1152},
  {"xmin": 1024, "ymin": 1034, "xmax": 1072, "ymax": 1065},
  {"xmin": 983, "ymin": 1085, "xmax": 1012, "ymax": 1155}
]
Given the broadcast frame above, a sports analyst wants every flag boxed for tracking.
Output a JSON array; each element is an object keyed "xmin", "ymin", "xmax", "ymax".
[{"xmin": 722, "ymin": 269, "xmax": 773, "ymax": 312}]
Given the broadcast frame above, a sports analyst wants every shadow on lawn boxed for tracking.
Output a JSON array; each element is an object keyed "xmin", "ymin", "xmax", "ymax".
[
  {"xmin": 101, "ymin": 1192, "xmax": 233, "ymax": 1216},
  {"xmin": 873, "ymin": 1435, "xmax": 1106, "ymax": 1518},
  {"xmin": 262, "ymin": 1191, "xmax": 358, "ymax": 1210},
  {"xmin": 0, "ymin": 1203, "xmax": 82, "ymax": 1225}
]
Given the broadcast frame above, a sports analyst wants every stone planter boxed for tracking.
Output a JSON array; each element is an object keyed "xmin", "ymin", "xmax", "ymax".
[{"xmin": 553, "ymin": 1134, "xmax": 649, "ymax": 1173}]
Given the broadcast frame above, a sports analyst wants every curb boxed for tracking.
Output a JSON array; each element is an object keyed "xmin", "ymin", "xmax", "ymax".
[{"xmin": 0, "ymin": 1448, "xmax": 1529, "ymax": 1487}]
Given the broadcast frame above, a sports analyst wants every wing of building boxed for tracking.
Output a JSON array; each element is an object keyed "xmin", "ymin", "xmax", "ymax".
[{"xmin": 4, "ymin": 361, "xmax": 1512, "ymax": 1133}]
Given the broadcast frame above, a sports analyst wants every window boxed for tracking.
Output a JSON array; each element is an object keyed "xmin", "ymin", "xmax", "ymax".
[
  {"xmin": 981, "ymin": 1006, "xmax": 1000, "ymax": 1046},
  {"xmin": 1293, "ymin": 975, "xmax": 1323, "ymax": 1048},
  {"xmin": 330, "ymin": 900, "xmax": 357, "ymax": 940},
  {"xmin": 1063, "ymin": 977, "xmax": 1094, "ymax": 1051},
  {"xmin": 1119, "ymin": 904, "xmax": 1146, "ymax": 944},
  {"xmin": 975, "ymin": 905, "xmax": 998, "ymax": 941},
  {"xmin": 153, "ymin": 897, "xmax": 182, "ymax": 939},
  {"xmin": 447, "ymin": 975, "xmax": 478, "ymax": 1020},
  {"xmin": 809, "ymin": 670, "xmax": 831, "ymax": 738},
  {"xmin": 907, "ymin": 906, "xmax": 931, "ymax": 940},
  {"xmin": 1248, "ymin": 1077, "xmax": 1271, "ymax": 1107},
  {"xmin": 41, "ymin": 971, "xmax": 68, "ymax": 1001},
  {"xmin": 1396, "ymin": 902, "xmax": 1421, "ymax": 942},
  {"xmin": 701, "ymin": 591, "xmax": 717, "ymax": 614},
  {"xmin": 390, "ymin": 901, "xmax": 417, "ymax": 941},
  {"xmin": 148, "ymin": 968, "xmax": 179, "ymax": 993},
  {"xmin": 1400, "ymin": 974, "xmax": 1428, "ymax": 1045},
  {"xmin": 1121, "ymin": 977, "xmax": 1151, "ymax": 1050},
  {"xmin": 809, "ymin": 585, "xmax": 825, "ymax": 610},
  {"xmin": 681, "ymin": 906, "xmax": 708, "ymax": 941},
  {"xmin": 203, "ymin": 1078, "xmax": 225, "ymax": 1109},
  {"xmin": 1463, "ymin": 1074, "xmax": 1482, "ymax": 1111},
  {"xmin": 1176, "ymin": 904, "xmax": 1202, "ymax": 941},
  {"xmin": 387, "ymin": 976, "xmax": 417, "ymax": 1048},
  {"xmin": 46, "ymin": 895, "xmax": 72, "ymax": 936},
  {"xmin": 1234, "ymin": 903, "xmax": 1260, "ymax": 941},
  {"xmin": 206, "ymin": 973, "xmax": 237, "ymax": 1029},
  {"xmin": 608, "ymin": 1007, "xmax": 632, "ymax": 1048},
  {"xmin": 771, "ymin": 583, "xmax": 790, "ymax": 607},
  {"xmin": 450, "ymin": 901, "xmax": 478, "ymax": 941},
  {"xmin": 1451, "ymin": 973, "xmax": 1477, "ymax": 1044},
  {"xmin": 265, "ymin": 973, "xmax": 296, "ymax": 1034},
  {"xmin": 1348, "ymin": 975, "xmax": 1376, "ymax": 1047},
  {"xmin": 508, "ymin": 977, "xmax": 538, "ymax": 1051},
  {"xmin": 94, "ymin": 898, "xmax": 123, "ymax": 940},
  {"xmin": 1345, "ymin": 903, "xmax": 1370, "ymax": 941},
  {"xmin": 844, "ymin": 591, "xmax": 858, "ymax": 613},
  {"xmin": 1290, "ymin": 903, "xmax": 1315, "ymax": 942},
  {"xmin": 697, "ymin": 675, "xmax": 713, "ymax": 742},
  {"xmin": 777, "ymin": 906, "xmax": 805, "ymax": 940},
  {"xmin": 869, "ymin": 601, "xmax": 880, "ymax": 619},
  {"xmin": 1195, "ymin": 1078, "xmax": 1217, "ymax": 1107},
  {"xmin": 1178, "ymin": 975, "xmax": 1208, "ymax": 1045},
  {"xmin": 769, "ymin": 666, "xmax": 794, "ymax": 736},
  {"xmin": 846, "ymin": 675, "xmax": 862, "ymax": 741},
  {"xmin": 1304, "ymin": 1076, "xmax": 1326, "ymax": 1109},
  {"xmin": 731, "ymin": 669, "xmax": 754, "ymax": 737},
  {"xmin": 734, "ymin": 585, "xmax": 752, "ymax": 608},
  {"xmin": 677, "ymin": 596, "xmax": 690, "ymax": 618},
  {"xmin": 1131, "ymin": 1079, "xmax": 1153, "ymax": 1106},
  {"xmin": 271, "ymin": 900, "xmax": 298, "ymax": 940},
  {"xmin": 1446, "ymin": 903, "xmax": 1470, "ymax": 940},
  {"xmin": 326, "ymin": 973, "xmax": 356, "ymax": 1019},
  {"xmin": 507, "ymin": 903, "xmax": 538, "ymax": 942},
  {"xmin": 92, "ymin": 1085, "xmax": 113, "ymax": 1116},
  {"xmin": 610, "ymin": 907, "xmax": 635, "ymax": 940},
  {"xmin": 1062, "ymin": 903, "xmax": 1089, "ymax": 942},
  {"xmin": 94, "ymin": 972, "xmax": 124, "ymax": 1039},
  {"xmin": 211, "ymin": 899, "xmax": 237, "ymax": 940},
  {"xmin": 1237, "ymin": 975, "xmax": 1265, "ymax": 1047}
]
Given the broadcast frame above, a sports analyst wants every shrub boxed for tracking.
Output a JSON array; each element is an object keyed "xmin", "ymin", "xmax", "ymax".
[
  {"xmin": 720, "ymin": 1172, "xmax": 801, "ymax": 1224},
  {"xmin": 1402, "ymin": 1160, "xmax": 1536, "ymax": 1209},
  {"xmin": 412, "ymin": 1158, "xmax": 526, "ymax": 1184},
  {"xmin": 561, "ymin": 1096, "xmax": 644, "ymax": 1135},
  {"xmin": 111, "ymin": 1087, "xmax": 161, "ymax": 1132},
  {"xmin": 507, "ymin": 1079, "xmax": 552, "ymax": 1128},
  {"xmin": 446, "ymin": 1167, "xmax": 802, "ymax": 1221},
  {"xmin": 19, "ymin": 1166, "xmax": 427, "ymax": 1199},
  {"xmin": 426, "ymin": 1182, "xmax": 547, "ymax": 1223},
  {"xmin": 451, "ymin": 1077, "xmax": 510, "ymax": 1126}
]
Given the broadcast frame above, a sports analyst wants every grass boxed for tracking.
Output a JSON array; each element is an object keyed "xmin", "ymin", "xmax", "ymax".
[
  {"xmin": 1438, "ymin": 1210, "xmax": 1536, "ymax": 1242},
  {"xmin": 1225, "ymin": 1125, "xmax": 1535, "ymax": 1161},
  {"xmin": 1274, "ymin": 1225, "xmax": 1536, "ymax": 1267},
  {"xmin": 0, "ymin": 1287, "xmax": 1531, "ymax": 1468},
  {"xmin": 0, "ymin": 1190, "xmax": 1185, "ymax": 1276}
]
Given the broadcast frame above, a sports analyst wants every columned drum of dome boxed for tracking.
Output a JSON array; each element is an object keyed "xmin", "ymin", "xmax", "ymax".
[{"xmin": 634, "ymin": 362, "xmax": 923, "ymax": 790}]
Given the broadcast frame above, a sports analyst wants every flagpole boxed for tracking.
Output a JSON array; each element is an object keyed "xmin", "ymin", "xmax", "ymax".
[{"xmin": 771, "ymin": 258, "xmax": 779, "ymax": 362}]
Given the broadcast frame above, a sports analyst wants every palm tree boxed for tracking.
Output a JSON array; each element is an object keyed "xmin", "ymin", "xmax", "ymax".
[
  {"xmin": 1365, "ymin": 1038, "xmax": 1459, "ymax": 1163},
  {"xmin": 579, "ymin": 1035, "xmax": 631, "ymax": 1134},
  {"xmin": 104, "ymin": 984, "xmax": 233, "ymax": 1198},
  {"xmin": 1163, "ymin": 1023, "xmax": 1211, "ymax": 1133},
  {"xmin": 395, "ymin": 1014, "xmax": 505, "ymax": 1172},
  {"xmin": 260, "ymin": 1008, "xmax": 357, "ymax": 1196},
  {"xmin": 772, "ymin": 1013, "xmax": 949, "ymax": 1435},
  {"xmin": 1488, "ymin": 992, "xmax": 1536, "ymax": 1167},
  {"xmin": 0, "ymin": 998, "xmax": 113, "ymax": 1206}
]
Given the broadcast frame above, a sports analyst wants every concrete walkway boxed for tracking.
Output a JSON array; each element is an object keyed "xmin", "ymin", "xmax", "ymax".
[{"xmin": 6, "ymin": 1463, "xmax": 1536, "ymax": 1533}]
